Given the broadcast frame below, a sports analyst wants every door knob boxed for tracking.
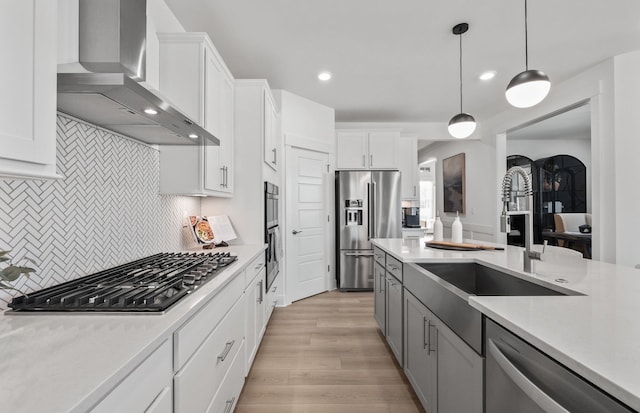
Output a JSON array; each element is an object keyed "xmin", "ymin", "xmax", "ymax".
[{"xmin": 292, "ymin": 230, "xmax": 303, "ymax": 235}]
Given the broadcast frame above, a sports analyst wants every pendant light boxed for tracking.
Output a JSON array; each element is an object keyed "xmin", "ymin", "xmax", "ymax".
[
  {"xmin": 448, "ymin": 23, "xmax": 476, "ymax": 139},
  {"xmin": 505, "ymin": 0, "xmax": 551, "ymax": 108}
]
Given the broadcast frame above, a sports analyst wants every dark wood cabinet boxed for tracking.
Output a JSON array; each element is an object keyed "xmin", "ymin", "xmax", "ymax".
[
  {"xmin": 506, "ymin": 154, "xmax": 586, "ymax": 245},
  {"xmin": 534, "ymin": 155, "xmax": 587, "ymax": 243}
]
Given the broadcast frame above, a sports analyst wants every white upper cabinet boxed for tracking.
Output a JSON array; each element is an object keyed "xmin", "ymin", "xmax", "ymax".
[
  {"xmin": 263, "ymin": 90, "xmax": 279, "ymax": 171},
  {"xmin": 336, "ymin": 131, "xmax": 399, "ymax": 170},
  {"xmin": 0, "ymin": 0, "xmax": 59, "ymax": 179},
  {"xmin": 158, "ymin": 33, "xmax": 234, "ymax": 196},
  {"xmin": 399, "ymin": 137, "xmax": 419, "ymax": 200}
]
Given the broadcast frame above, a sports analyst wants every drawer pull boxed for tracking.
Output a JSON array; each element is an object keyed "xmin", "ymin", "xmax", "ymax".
[
  {"xmin": 217, "ymin": 340, "xmax": 236, "ymax": 363},
  {"xmin": 223, "ymin": 397, "xmax": 236, "ymax": 413},
  {"xmin": 254, "ymin": 264, "xmax": 262, "ymax": 270}
]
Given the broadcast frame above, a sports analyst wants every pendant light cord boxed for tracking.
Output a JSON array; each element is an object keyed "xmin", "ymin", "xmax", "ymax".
[
  {"xmin": 459, "ymin": 31, "xmax": 463, "ymax": 113},
  {"xmin": 524, "ymin": 0, "xmax": 529, "ymax": 70}
]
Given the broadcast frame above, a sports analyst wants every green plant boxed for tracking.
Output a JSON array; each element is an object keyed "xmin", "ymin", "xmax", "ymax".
[{"xmin": 0, "ymin": 250, "xmax": 36, "ymax": 296}]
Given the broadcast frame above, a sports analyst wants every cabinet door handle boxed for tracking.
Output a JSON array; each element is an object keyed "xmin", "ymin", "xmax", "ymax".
[
  {"xmin": 380, "ymin": 274, "xmax": 385, "ymax": 292},
  {"xmin": 254, "ymin": 264, "xmax": 262, "ymax": 270},
  {"xmin": 427, "ymin": 321, "xmax": 436, "ymax": 354},
  {"xmin": 223, "ymin": 166, "xmax": 228, "ymax": 188},
  {"xmin": 220, "ymin": 166, "xmax": 225, "ymax": 187},
  {"xmin": 257, "ymin": 280, "xmax": 263, "ymax": 303},
  {"xmin": 413, "ymin": 185, "xmax": 416, "ymax": 197},
  {"xmin": 423, "ymin": 317, "xmax": 428, "ymax": 349},
  {"xmin": 223, "ymin": 397, "xmax": 236, "ymax": 413},
  {"xmin": 272, "ymin": 148, "xmax": 277, "ymax": 164},
  {"xmin": 217, "ymin": 340, "xmax": 236, "ymax": 362},
  {"xmin": 370, "ymin": 154, "xmax": 373, "ymax": 167},
  {"xmin": 362, "ymin": 154, "xmax": 366, "ymax": 167}
]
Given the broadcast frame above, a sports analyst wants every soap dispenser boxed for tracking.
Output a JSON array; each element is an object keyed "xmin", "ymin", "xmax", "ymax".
[
  {"xmin": 452, "ymin": 211, "xmax": 463, "ymax": 243},
  {"xmin": 434, "ymin": 212, "xmax": 443, "ymax": 242}
]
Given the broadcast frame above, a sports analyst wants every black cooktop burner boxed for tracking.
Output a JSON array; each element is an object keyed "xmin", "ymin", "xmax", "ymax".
[{"xmin": 8, "ymin": 252, "xmax": 237, "ymax": 313}]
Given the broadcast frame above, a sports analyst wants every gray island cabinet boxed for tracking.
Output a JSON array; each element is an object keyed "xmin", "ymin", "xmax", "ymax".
[
  {"xmin": 373, "ymin": 245, "xmax": 403, "ymax": 365},
  {"xmin": 404, "ymin": 289, "xmax": 483, "ymax": 413},
  {"xmin": 373, "ymin": 244, "xmax": 482, "ymax": 413}
]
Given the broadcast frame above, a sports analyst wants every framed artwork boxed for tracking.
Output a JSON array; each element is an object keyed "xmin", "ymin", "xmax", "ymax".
[{"xmin": 443, "ymin": 153, "xmax": 465, "ymax": 214}]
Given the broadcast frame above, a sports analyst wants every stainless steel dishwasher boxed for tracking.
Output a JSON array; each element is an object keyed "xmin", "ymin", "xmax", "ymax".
[{"xmin": 485, "ymin": 319, "xmax": 635, "ymax": 413}]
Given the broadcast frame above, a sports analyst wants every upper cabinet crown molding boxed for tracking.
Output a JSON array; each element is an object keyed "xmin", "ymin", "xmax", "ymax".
[
  {"xmin": 336, "ymin": 130, "xmax": 400, "ymax": 170},
  {"xmin": 0, "ymin": 0, "xmax": 60, "ymax": 180}
]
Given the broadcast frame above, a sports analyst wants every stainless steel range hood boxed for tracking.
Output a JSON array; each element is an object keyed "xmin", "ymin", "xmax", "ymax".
[{"xmin": 57, "ymin": 0, "xmax": 219, "ymax": 146}]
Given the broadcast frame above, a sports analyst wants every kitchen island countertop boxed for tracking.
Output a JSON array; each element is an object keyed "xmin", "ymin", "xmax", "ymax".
[
  {"xmin": 372, "ymin": 237, "xmax": 640, "ymax": 411},
  {"xmin": 0, "ymin": 244, "xmax": 265, "ymax": 413}
]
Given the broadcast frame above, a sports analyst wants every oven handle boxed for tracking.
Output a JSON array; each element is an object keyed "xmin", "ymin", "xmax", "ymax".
[{"xmin": 488, "ymin": 339, "xmax": 569, "ymax": 413}]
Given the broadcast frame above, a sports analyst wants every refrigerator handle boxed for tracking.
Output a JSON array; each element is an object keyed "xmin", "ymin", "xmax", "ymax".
[
  {"xmin": 367, "ymin": 182, "xmax": 371, "ymax": 240},
  {"xmin": 371, "ymin": 180, "xmax": 376, "ymax": 238}
]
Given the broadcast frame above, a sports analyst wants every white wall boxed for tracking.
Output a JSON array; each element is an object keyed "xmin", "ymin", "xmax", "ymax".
[
  {"xmin": 273, "ymin": 90, "xmax": 337, "ymax": 299},
  {"xmin": 419, "ymin": 139, "xmax": 496, "ymax": 242},
  {"xmin": 145, "ymin": 0, "xmax": 186, "ymax": 89},
  {"xmin": 276, "ymin": 90, "xmax": 335, "ymax": 146},
  {"xmin": 613, "ymin": 52, "xmax": 640, "ymax": 267}
]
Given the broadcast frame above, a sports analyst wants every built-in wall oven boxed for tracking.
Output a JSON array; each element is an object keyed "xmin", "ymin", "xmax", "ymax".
[{"xmin": 264, "ymin": 182, "xmax": 280, "ymax": 293}]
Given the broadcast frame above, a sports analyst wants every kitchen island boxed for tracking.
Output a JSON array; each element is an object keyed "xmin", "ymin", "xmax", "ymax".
[
  {"xmin": 0, "ymin": 244, "xmax": 267, "ymax": 413},
  {"xmin": 372, "ymin": 237, "xmax": 640, "ymax": 412}
]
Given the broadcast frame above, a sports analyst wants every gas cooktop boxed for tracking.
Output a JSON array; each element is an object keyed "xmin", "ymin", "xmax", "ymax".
[{"xmin": 8, "ymin": 252, "xmax": 237, "ymax": 313}]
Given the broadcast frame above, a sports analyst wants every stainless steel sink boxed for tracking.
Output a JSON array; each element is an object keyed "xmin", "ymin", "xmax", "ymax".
[
  {"xmin": 417, "ymin": 262, "xmax": 570, "ymax": 296},
  {"xmin": 404, "ymin": 262, "xmax": 581, "ymax": 355}
]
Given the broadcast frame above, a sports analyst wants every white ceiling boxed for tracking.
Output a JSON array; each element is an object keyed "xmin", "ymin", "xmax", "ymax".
[{"xmin": 165, "ymin": 0, "xmax": 640, "ymax": 124}]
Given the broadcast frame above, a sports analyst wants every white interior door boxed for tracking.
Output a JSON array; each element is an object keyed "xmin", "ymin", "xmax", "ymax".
[{"xmin": 286, "ymin": 146, "xmax": 329, "ymax": 302}]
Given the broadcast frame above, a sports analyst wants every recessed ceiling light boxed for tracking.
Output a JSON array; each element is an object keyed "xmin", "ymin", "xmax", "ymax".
[
  {"xmin": 188, "ymin": 133, "xmax": 198, "ymax": 139},
  {"xmin": 479, "ymin": 71, "xmax": 496, "ymax": 81},
  {"xmin": 318, "ymin": 71, "xmax": 332, "ymax": 81},
  {"xmin": 144, "ymin": 108, "xmax": 158, "ymax": 115}
]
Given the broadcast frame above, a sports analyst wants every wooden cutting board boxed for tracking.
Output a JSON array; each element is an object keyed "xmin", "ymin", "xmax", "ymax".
[{"xmin": 425, "ymin": 240, "xmax": 505, "ymax": 251}]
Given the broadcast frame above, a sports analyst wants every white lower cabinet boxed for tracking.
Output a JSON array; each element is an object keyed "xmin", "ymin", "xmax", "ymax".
[
  {"xmin": 90, "ymin": 339, "xmax": 173, "ymax": 413},
  {"xmin": 245, "ymin": 266, "xmax": 267, "ymax": 375},
  {"xmin": 174, "ymin": 294, "xmax": 245, "ymax": 413},
  {"xmin": 145, "ymin": 387, "xmax": 173, "ymax": 413},
  {"xmin": 403, "ymin": 289, "xmax": 483, "ymax": 413},
  {"xmin": 206, "ymin": 339, "xmax": 246, "ymax": 413}
]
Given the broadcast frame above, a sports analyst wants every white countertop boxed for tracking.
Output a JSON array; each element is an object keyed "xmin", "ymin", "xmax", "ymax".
[
  {"xmin": 372, "ymin": 237, "xmax": 640, "ymax": 411},
  {"xmin": 0, "ymin": 244, "xmax": 265, "ymax": 413}
]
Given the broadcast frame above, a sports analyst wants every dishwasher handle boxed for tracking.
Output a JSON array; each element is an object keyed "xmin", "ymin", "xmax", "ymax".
[{"xmin": 488, "ymin": 339, "xmax": 569, "ymax": 413}]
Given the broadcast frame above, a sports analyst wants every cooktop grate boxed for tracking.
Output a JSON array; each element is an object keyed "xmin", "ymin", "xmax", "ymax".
[{"xmin": 8, "ymin": 252, "xmax": 237, "ymax": 313}]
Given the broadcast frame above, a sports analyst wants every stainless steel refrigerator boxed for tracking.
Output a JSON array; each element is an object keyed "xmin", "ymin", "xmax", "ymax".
[{"xmin": 336, "ymin": 170, "xmax": 402, "ymax": 290}]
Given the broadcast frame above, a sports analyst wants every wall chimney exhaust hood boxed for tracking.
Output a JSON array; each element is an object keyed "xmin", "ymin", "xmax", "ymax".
[{"xmin": 57, "ymin": 0, "xmax": 219, "ymax": 146}]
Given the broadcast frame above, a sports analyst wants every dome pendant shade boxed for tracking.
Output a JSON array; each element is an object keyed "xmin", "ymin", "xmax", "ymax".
[
  {"xmin": 448, "ymin": 112, "xmax": 476, "ymax": 139},
  {"xmin": 505, "ymin": 69, "xmax": 550, "ymax": 108},
  {"xmin": 448, "ymin": 23, "xmax": 476, "ymax": 139}
]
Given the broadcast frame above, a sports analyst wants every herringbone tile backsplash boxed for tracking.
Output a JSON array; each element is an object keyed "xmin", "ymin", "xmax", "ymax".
[{"xmin": 0, "ymin": 115, "xmax": 200, "ymax": 310}]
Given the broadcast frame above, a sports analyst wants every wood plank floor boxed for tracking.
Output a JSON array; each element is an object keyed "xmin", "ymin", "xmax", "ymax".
[{"xmin": 236, "ymin": 290, "xmax": 425, "ymax": 413}]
